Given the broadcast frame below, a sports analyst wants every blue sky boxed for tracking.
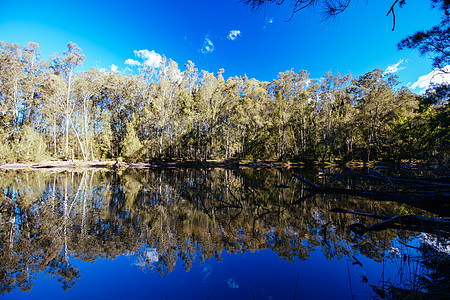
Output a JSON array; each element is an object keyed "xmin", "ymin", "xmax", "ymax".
[{"xmin": 0, "ymin": 0, "xmax": 448, "ymax": 92}]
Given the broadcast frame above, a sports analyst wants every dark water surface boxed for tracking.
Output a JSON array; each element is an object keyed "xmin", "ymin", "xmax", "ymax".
[{"xmin": 0, "ymin": 168, "xmax": 447, "ymax": 299}]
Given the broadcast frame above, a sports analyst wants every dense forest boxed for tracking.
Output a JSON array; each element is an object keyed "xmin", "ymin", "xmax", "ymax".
[{"xmin": 0, "ymin": 41, "xmax": 448, "ymax": 164}]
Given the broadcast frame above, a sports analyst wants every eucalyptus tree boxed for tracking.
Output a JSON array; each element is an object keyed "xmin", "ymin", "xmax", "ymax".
[
  {"xmin": 216, "ymin": 76, "xmax": 241, "ymax": 159},
  {"xmin": 150, "ymin": 58, "xmax": 183, "ymax": 159},
  {"xmin": 51, "ymin": 42, "xmax": 85, "ymax": 159},
  {"xmin": 0, "ymin": 43, "xmax": 36, "ymax": 127},
  {"xmin": 193, "ymin": 69, "xmax": 227, "ymax": 160},
  {"xmin": 72, "ymin": 68, "xmax": 103, "ymax": 161},
  {"xmin": 128, "ymin": 64, "xmax": 157, "ymax": 160},
  {"xmin": 233, "ymin": 76, "xmax": 271, "ymax": 159},
  {"xmin": 121, "ymin": 118, "xmax": 144, "ymax": 162},
  {"xmin": 403, "ymin": 83, "xmax": 449, "ymax": 162},
  {"xmin": 95, "ymin": 71, "xmax": 142, "ymax": 158},
  {"xmin": 351, "ymin": 69, "xmax": 416, "ymax": 161},
  {"xmin": 337, "ymin": 84, "xmax": 358, "ymax": 160},
  {"xmin": 316, "ymin": 72, "xmax": 353, "ymax": 162},
  {"xmin": 270, "ymin": 70, "xmax": 312, "ymax": 160},
  {"xmin": 176, "ymin": 61, "xmax": 199, "ymax": 160},
  {"xmin": 0, "ymin": 42, "xmax": 45, "ymax": 161},
  {"xmin": 379, "ymin": 87, "xmax": 418, "ymax": 161},
  {"xmin": 39, "ymin": 71, "xmax": 66, "ymax": 156},
  {"xmin": 0, "ymin": 42, "xmax": 28, "ymax": 138}
]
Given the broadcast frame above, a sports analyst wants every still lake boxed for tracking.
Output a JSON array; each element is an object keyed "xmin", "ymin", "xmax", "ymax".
[{"xmin": 0, "ymin": 167, "xmax": 445, "ymax": 299}]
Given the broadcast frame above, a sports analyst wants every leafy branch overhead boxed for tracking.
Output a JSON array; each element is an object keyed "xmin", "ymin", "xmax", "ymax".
[
  {"xmin": 243, "ymin": 0, "xmax": 406, "ymax": 27},
  {"xmin": 398, "ymin": 0, "xmax": 450, "ymax": 70},
  {"xmin": 244, "ymin": 0, "xmax": 450, "ymax": 71}
]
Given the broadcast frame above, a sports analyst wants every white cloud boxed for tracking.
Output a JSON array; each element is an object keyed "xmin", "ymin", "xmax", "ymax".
[
  {"xmin": 123, "ymin": 67, "xmax": 133, "ymax": 75},
  {"xmin": 227, "ymin": 30, "xmax": 241, "ymax": 41},
  {"xmin": 384, "ymin": 59, "xmax": 407, "ymax": 74},
  {"xmin": 200, "ymin": 37, "xmax": 214, "ymax": 54},
  {"xmin": 133, "ymin": 49, "xmax": 162, "ymax": 68},
  {"xmin": 410, "ymin": 65, "xmax": 450, "ymax": 93},
  {"xmin": 265, "ymin": 17, "xmax": 274, "ymax": 24},
  {"xmin": 110, "ymin": 64, "xmax": 118, "ymax": 73},
  {"xmin": 263, "ymin": 17, "xmax": 274, "ymax": 30},
  {"xmin": 125, "ymin": 58, "xmax": 141, "ymax": 67}
]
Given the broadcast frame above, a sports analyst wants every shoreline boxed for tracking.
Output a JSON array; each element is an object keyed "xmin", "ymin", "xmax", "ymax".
[{"xmin": 0, "ymin": 159, "xmax": 398, "ymax": 171}]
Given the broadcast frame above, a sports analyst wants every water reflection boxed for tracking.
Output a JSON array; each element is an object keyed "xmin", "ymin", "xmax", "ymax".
[{"xmin": 0, "ymin": 168, "xmax": 447, "ymax": 298}]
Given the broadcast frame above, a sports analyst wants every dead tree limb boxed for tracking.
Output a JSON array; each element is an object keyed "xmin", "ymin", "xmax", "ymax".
[
  {"xmin": 329, "ymin": 208, "xmax": 392, "ymax": 220},
  {"xmin": 330, "ymin": 208, "xmax": 450, "ymax": 236},
  {"xmin": 293, "ymin": 174, "xmax": 450, "ymax": 217}
]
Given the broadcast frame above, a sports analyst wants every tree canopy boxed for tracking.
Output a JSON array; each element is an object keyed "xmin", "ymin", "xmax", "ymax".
[
  {"xmin": 0, "ymin": 41, "xmax": 448, "ymax": 164},
  {"xmin": 398, "ymin": 0, "xmax": 450, "ymax": 69}
]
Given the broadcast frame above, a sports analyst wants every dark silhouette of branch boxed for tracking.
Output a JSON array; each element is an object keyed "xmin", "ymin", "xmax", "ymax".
[
  {"xmin": 386, "ymin": 0, "xmax": 400, "ymax": 31},
  {"xmin": 398, "ymin": 1, "xmax": 450, "ymax": 70},
  {"xmin": 243, "ymin": 0, "xmax": 403, "ymax": 26}
]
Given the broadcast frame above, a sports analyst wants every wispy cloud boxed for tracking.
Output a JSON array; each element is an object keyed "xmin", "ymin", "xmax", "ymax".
[
  {"xmin": 410, "ymin": 65, "xmax": 450, "ymax": 93},
  {"xmin": 227, "ymin": 30, "xmax": 241, "ymax": 41},
  {"xmin": 110, "ymin": 64, "xmax": 119, "ymax": 72},
  {"xmin": 263, "ymin": 17, "xmax": 274, "ymax": 30},
  {"xmin": 200, "ymin": 36, "xmax": 214, "ymax": 54},
  {"xmin": 133, "ymin": 49, "xmax": 162, "ymax": 68},
  {"xmin": 384, "ymin": 59, "xmax": 407, "ymax": 74},
  {"xmin": 124, "ymin": 58, "xmax": 141, "ymax": 67}
]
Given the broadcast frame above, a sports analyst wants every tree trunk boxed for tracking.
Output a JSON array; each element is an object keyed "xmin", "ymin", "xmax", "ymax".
[{"xmin": 65, "ymin": 72, "xmax": 72, "ymax": 160}]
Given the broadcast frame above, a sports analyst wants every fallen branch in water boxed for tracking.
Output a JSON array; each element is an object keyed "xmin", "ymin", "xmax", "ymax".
[
  {"xmin": 293, "ymin": 174, "xmax": 450, "ymax": 217},
  {"xmin": 329, "ymin": 208, "xmax": 391, "ymax": 220},
  {"xmin": 330, "ymin": 208, "xmax": 450, "ymax": 236}
]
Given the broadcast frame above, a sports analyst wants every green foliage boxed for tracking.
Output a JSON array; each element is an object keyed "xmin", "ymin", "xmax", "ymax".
[
  {"xmin": 0, "ymin": 41, "xmax": 447, "ymax": 164},
  {"xmin": 121, "ymin": 121, "xmax": 144, "ymax": 162},
  {"xmin": 0, "ymin": 130, "xmax": 14, "ymax": 163},
  {"xmin": 13, "ymin": 125, "xmax": 48, "ymax": 162}
]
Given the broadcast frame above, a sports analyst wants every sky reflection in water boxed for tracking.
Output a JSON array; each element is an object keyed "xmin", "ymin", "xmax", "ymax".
[
  {"xmin": 6, "ymin": 248, "xmax": 397, "ymax": 300},
  {"xmin": 0, "ymin": 168, "xmax": 435, "ymax": 299}
]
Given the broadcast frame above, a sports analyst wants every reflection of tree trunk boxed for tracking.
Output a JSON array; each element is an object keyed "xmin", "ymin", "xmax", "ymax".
[
  {"xmin": 81, "ymin": 170, "xmax": 92, "ymax": 238},
  {"xmin": 64, "ymin": 175, "xmax": 68, "ymax": 262},
  {"xmin": 9, "ymin": 209, "xmax": 15, "ymax": 251}
]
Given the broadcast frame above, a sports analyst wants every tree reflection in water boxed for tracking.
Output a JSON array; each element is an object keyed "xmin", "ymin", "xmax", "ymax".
[{"xmin": 0, "ymin": 168, "xmax": 447, "ymax": 298}]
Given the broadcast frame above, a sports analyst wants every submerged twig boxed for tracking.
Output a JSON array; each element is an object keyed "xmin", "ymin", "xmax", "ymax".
[{"xmin": 248, "ymin": 279, "xmax": 256, "ymax": 300}]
